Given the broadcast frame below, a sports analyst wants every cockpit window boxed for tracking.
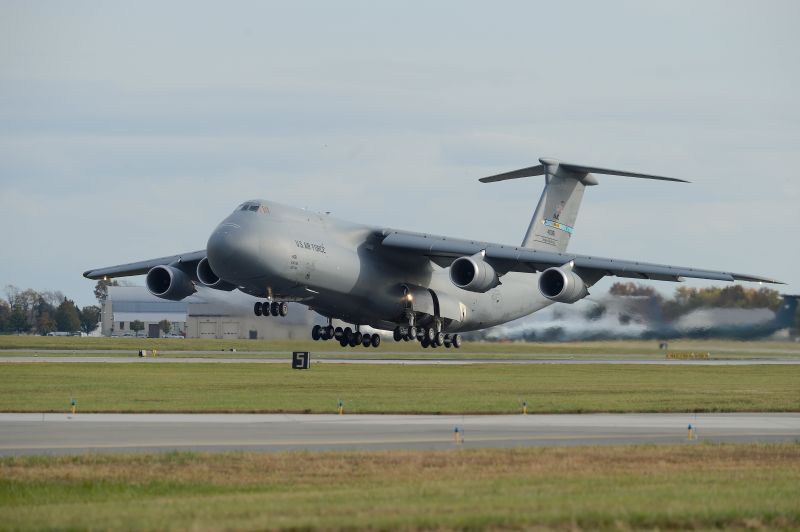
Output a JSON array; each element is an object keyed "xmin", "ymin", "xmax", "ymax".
[{"xmin": 237, "ymin": 203, "xmax": 269, "ymax": 214}]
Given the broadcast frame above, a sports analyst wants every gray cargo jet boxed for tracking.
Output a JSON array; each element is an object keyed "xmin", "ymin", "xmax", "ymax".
[{"xmin": 84, "ymin": 158, "xmax": 781, "ymax": 349}]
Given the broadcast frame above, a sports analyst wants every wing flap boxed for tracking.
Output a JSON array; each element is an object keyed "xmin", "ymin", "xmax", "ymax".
[{"xmin": 83, "ymin": 250, "xmax": 206, "ymax": 280}]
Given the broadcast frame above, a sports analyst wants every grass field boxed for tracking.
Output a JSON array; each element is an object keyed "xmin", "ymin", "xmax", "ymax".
[
  {"xmin": 2, "ymin": 362, "xmax": 798, "ymax": 413},
  {"xmin": 1, "ymin": 444, "xmax": 797, "ymax": 530},
  {"xmin": 2, "ymin": 335, "xmax": 800, "ymax": 359}
]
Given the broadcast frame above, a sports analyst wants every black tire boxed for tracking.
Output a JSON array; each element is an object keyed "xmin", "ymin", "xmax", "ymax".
[
  {"xmin": 339, "ymin": 338, "xmax": 348, "ymax": 347},
  {"xmin": 408, "ymin": 326, "xmax": 417, "ymax": 340},
  {"xmin": 426, "ymin": 328, "xmax": 435, "ymax": 342},
  {"xmin": 362, "ymin": 334, "xmax": 371, "ymax": 347},
  {"xmin": 334, "ymin": 326, "xmax": 343, "ymax": 339},
  {"xmin": 434, "ymin": 332, "xmax": 444, "ymax": 346},
  {"xmin": 452, "ymin": 334, "xmax": 462, "ymax": 348},
  {"xmin": 343, "ymin": 327, "xmax": 353, "ymax": 340},
  {"xmin": 444, "ymin": 334, "xmax": 452, "ymax": 348},
  {"xmin": 270, "ymin": 302, "xmax": 279, "ymax": 316},
  {"xmin": 393, "ymin": 327, "xmax": 402, "ymax": 342},
  {"xmin": 348, "ymin": 336, "xmax": 358, "ymax": 347},
  {"xmin": 324, "ymin": 325, "xmax": 334, "ymax": 339},
  {"xmin": 420, "ymin": 337, "xmax": 430, "ymax": 348},
  {"xmin": 311, "ymin": 325, "xmax": 321, "ymax": 341},
  {"xmin": 278, "ymin": 302, "xmax": 289, "ymax": 317},
  {"xmin": 371, "ymin": 334, "xmax": 381, "ymax": 348},
  {"xmin": 254, "ymin": 302, "xmax": 263, "ymax": 316}
]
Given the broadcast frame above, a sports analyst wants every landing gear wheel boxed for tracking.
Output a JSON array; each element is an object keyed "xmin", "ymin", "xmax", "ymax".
[
  {"xmin": 324, "ymin": 325, "xmax": 334, "ymax": 339},
  {"xmin": 278, "ymin": 302, "xmax": 289, "ymax": 317},
  {"xmin": 312, "ymin": 325, "xmax": 321, "ymax": 341},
  {"xmin": 348, "ymin": 336, "xmax": 358, "ymax": 347},
  {"xmin": 420, "ymin": 337, "xmax": 430, "ymax": 348},
  {"xmin": 407, "ymin": 326, "xmax": 417, "ymax": 341},
  {"xmin": 270, "ymin": 302, "xmax": 279, "ymax": 316},
  {"xmin": 343, "ymin": 327, "xmax": 353, "ymax": 340},
  {"xmin": 362, "ymin": 334, "xmax": 372, "ymax": 347},
  {"xmin": 444, "ymin": 334, "xmax": 452, "ymax": 348},
  {"xmin": 371, "ymin": 334, "xmax": 381, "ymax": 348},
  {"xmin": 254, "ymin": 302, "xmax": 263, "ymax": 316},
  {"xmin": 393, "ymin": 327, "xmax": 402, "ymax": 342},
  {"xmin": 434, "ymin": 332, "xmax": 445, "ymax": 347},
  {"xmin": 334, "ymin": 327, "xmax": 343, "ymax": 339},
  {"xmin": 452, "ymin": 334, "xmax": 462, "ymax": 349},
  {"xmin": 353, "ymin": 331, "xmax": 363, "ymax": 345},
  {"xmin": 426, "ymin": 327, "xmax": 436, "ymax": 342},
  {"xmin": 339, "ymin": 337, "xmax": 348, "ymax": 347}
]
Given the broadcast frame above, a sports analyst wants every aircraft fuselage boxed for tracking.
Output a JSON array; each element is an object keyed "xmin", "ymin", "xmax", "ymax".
[{"xmin": 206, "ymin": 200, "xmax": 552, "ymax": 332}]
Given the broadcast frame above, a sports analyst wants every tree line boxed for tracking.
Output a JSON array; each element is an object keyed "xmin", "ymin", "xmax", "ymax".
[
  {"xmin": 0, "ymin": 285, "xmax": 100, "ymax": 335},
  {"xmin": 608, "ymin": 283, "xmax": 798, "ymax": 326}
]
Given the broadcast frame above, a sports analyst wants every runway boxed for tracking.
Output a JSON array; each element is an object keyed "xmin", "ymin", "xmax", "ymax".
[
  {"xmin": 3, "ymin": 355, "xmax": 800, "ymax": 365},
  {"xmin": 1, "ymin": 413, "xmax": 797, "ymax": 455}
]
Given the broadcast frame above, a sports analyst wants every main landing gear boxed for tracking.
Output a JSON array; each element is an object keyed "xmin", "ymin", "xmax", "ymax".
[
  {"xmin": 311, "ymin": 322, "xmax": 381, "ymax": 348},
  {"xmin": 392, "ymin": 326, "xmax": 462, "ymax": 349},
  {"xmin": 254, "ymin": 301, "xmax": 289, "ymax": 317}
]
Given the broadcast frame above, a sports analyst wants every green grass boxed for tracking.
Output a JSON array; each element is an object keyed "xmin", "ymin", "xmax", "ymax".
[
  {"xmin": 2, "ymin": 335, "xmax": 800, "ymax": 358},
  {"xmin": 1, "ymin": 444, "xmax": 798, "ymax": 530},
  {"xmin": 1, "ymin": 362, "xmax": 798, "ymax": 413}
]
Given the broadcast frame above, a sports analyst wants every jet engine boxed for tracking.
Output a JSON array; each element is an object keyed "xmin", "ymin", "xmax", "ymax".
[
  {"xmin": 538, "ymin": 266, "xmax": 589, "ymax": 303},
  {"xmin": 146, "ymin": 265, "xmax": 196, "ymax": 301},
  {"xmin": 196, "ymin": 257, "xmax": 236, "ymax": 291},
  {"xmin": 449, "ymin": 254, "xmax": 500, "ymax": 293}
]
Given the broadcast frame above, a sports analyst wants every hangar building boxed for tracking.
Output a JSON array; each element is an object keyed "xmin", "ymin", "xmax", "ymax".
[{"xmin": 101, "ymin": 286, "xmax": 312, "ymax": 339}]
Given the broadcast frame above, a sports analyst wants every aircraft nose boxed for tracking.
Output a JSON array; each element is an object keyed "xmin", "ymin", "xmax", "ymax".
[{"xmin": 206, "ymin": 223, "xmax": 262, "ymax": 281}]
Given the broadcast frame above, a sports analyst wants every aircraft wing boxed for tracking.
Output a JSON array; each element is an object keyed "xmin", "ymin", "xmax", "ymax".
[
  {"xmin": 83, "ymin": 250, "xmax": 206, "ymax": 280},
  {"xmin": 379, "ymin": 230, "xmax": 782, "ymax": 284}
]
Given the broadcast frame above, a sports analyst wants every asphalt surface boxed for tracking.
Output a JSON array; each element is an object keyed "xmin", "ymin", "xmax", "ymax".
[
  {"xmin": 2, "ymin": 355, "xmax": 800, "ymax": 365},
  {"xmin": 1, "ymin": 413, "xmax": 797, "ymax": 455}
]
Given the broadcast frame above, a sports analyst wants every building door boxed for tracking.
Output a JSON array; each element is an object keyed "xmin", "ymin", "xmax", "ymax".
[
  {"xmin": 199, "ymin": 321, "xmax": 217, "ymax": 338},
  {"xmin": 222, "ymin": 322, "xmax": 239, "ymax": 339},
  {"xmin": 148, "ymin": 324, "xmax": 160, "ymax": 338}
]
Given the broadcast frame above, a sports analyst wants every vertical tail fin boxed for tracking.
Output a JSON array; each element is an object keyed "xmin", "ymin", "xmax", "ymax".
[{"xmin": 479, "ymin": 157, "xmax": 687, "ymax": 253}]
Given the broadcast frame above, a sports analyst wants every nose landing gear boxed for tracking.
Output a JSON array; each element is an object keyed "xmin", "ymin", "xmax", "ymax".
[{"xmin": 254, "ymin": 301, "xmax": 289, "ymax": 317}]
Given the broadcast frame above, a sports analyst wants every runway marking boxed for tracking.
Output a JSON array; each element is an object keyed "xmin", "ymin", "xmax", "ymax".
[{"xmin": 1, "ymin": 432, "xmax": 790, "ymax": 451}]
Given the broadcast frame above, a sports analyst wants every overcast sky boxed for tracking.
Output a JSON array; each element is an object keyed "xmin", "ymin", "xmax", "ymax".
[{"xmin": 1, "ymin": 1, "xmax": 798, "ymax": 308}]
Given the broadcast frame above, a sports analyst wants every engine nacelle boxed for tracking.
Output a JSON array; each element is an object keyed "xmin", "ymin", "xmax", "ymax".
[
  {"xmin": 196, "ymin": 257, "xmax": 236, "ymax": 291},
  {"xmin": 449, "ymin": 254, "xmax": 500, "ymax": 293},
  {"xmin": 146, "ymin": 265, "xmax": 196, "ymax": 301},
  {"xmin": 538, "ymin": 266, "xmax": 589, "ymax": 303}
]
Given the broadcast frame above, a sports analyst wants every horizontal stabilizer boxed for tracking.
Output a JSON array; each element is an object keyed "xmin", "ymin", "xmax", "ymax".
[
  {"xmin": 480, "ymin": 158, "xmax": 688, "ymax": 183},
  {"xmin": 479, "ymin": 164, "xmax": 545, "ymax": 183}
]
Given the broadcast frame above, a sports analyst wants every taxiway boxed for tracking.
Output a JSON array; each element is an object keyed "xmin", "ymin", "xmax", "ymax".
[{"xmin": 1, "ymin": 413, "xmax": 797, "ymax": 455}]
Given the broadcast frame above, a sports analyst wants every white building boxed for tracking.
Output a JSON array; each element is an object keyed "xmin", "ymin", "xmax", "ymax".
[{"xmin": 102, "ymin": 285, "xmax": 313, "ymax": 339}]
